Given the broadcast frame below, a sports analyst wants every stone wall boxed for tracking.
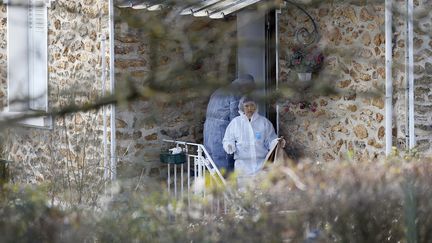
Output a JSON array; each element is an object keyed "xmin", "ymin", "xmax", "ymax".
[
  {"xmin": 0, "ymin": 0, "xmax": 111, "ymax": 204},
  {"xmin": 0, "ymin": 6, "xmax": 6, "ymax": 109},
  {"xmin": 413, "ymin": 0, "xmax": 432, "ymax": 153},
  {"xmin": 114, "ymin": 10, "xmax": 237, "ymax": 179},
  {"xmin": 1, "ymin": 0, "xmax": 429, "ymax": 191},
  {"xmin": 278, "ymin": 2, "xmax": 389, "ymax": 161}
]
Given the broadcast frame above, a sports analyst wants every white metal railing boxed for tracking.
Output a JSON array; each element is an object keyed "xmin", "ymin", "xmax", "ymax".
[{"xmin": 163, "ymin": 139, "xmax": 229, "ymax": 212}]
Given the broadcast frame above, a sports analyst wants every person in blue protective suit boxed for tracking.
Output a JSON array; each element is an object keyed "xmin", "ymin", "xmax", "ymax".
[
  {"xmin": 203, "ymin": 74, "xmax": 255, "ymax": 174},
  {"xmin": 222, "ymin": 96, "xmax": 286, "ymax": 187}
]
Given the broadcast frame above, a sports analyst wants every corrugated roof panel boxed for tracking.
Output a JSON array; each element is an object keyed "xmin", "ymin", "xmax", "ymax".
[
  {"xmin": 117, "ymin": 0, "xmax": 142, "ymax": 8},
  {"xmin": 131, "ymin": 1, "xmax": 147, "ymax": 9},
  {"xmin": 180, "ymin": 0, "xmax": 224, "ymax": 15},
  {"xmin": 116, "ymin": 0, "xmax": 164, "ymax": 9},
  {"xmin": 209, "ymin": 0, "xmax": 262, "ymax": 19},
  {"xmin": 116, "ymin": 0, "xmax": 264, "ymax": 18},
  {"xmin": 192, "ymin": 0, "xmax": 238, "ymax": 17},
  {"xmin": 147, "ymin": 4, "xmax": 163, "ymax": 11},
  {"xmin": 142, "ymin": 0, "xmax": 165, "ymax": 9}
]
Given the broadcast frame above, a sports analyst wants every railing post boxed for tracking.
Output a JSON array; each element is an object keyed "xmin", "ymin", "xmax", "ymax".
[
  {"xmin": 174, "ymin": 164, "xmax": 177, "ymax": 198},
  {"xmin": 203, "ymin": 158, "xmax": 206, "ymax": 198},
  {"xmin": 162, "ymin": 139, "xmax": 230, "ymax": 214},
  {"xmin": 197, "ymin": 147, "xmax": 204, "ymax": 198},
  {"xmin": 197, "ymin": 146, "xmax": 203, "ymax": 181},
  {"xmin": 187, "ymin": 156, "xmax": 190, "ymax": 206},
  {"xmin": 195, "ymin": 157, "xmax": 198, "ymax": 179},
  {"xmin": 167, "ymin": 163, "xmax": 170, "ymax": 197},
  {"xmin": 181, "ymin": 163, "xmax": 184, "ymax": 199}
]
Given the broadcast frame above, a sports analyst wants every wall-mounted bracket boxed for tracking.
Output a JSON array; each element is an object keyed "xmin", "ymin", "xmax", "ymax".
[{"xmin": 284, "ymin": 0, "xmax": 319, "ymax": 47}]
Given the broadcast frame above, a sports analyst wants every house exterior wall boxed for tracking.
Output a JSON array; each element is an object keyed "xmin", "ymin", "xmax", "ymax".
[
  {"xmin": 0, "ymin": 0, "xmax": 429, "ymax": 190},
  {"xmin": 278, "ymin": 0, "xmax": 431, "ymax": 161},
  {"xmin": 107, "ymin": 0, "xmax": 432, "ymax": 175},
  {"xmin": 278, "ymin": 2, "xmax": 394, "ymax": 161},
  {"xmin": 0, "ymin": 1, "xmax": 111, "ymax": 203},
  {"xmin": 413, "ymin": 0, "xmax": 432, "ymax": 153},
  {"xmin": 114, "ymin": 10, "xmax": 237, "ymax": 179}
]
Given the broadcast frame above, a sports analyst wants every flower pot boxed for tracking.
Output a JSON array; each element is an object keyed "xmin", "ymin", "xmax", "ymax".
[
  {"xmin": 297, "ymin": 72, "xmax": 312, "ymax": 82},
  {"xmin": 160, "ymin": 152, "xmax": 186, "ymax": 164}
]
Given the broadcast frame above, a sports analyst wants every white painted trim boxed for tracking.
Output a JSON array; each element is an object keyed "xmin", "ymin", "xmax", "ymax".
[
  {"xmin": 28, "ymin": 0, "xmax": 49, "ymax": 111},
  {"xmin": 109, "ymin": 0, "xmax": 117, "ymax": 180},
  {"xmin": 7, "ymin": 0, "xmax": 30, "ymax": 112},
  {"xmin": 276, "ymin": 8, "xmax": 281, "ymax": 136},
  {"xmin": 6, "ymin": 0, "xmax": 49, "ymax": 127},
  {"xmin": 100, "ymin": 34, "xmax": 109, "ymax": 180},
  {"xmin": 404, "ymin": 0, "xmax": 409, "ymax": 147},
  {"xmin": 407, "ymin": 0, "xmax": 415, "ymax": 149},
  {"xmin": 46, "ymin": 0, "xmax": 55, "ymax": 8},
  {"xmin": 385, "ymin": 0, "xmax": 393, "ymax": 155},
  {"xmin": 0, "ymin": 111, "xmax": 52, "ymax": 129}
]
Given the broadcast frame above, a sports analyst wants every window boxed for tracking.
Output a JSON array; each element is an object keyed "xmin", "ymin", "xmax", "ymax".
[{"xmin": 5, "ymin": 0, "xmax": 51, "ymax": 127}]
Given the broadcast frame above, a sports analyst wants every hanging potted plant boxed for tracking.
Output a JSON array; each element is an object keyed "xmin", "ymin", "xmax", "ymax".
[{"xmin": 289, "ymin": 46, "xmax": 324, "ymax": 82}]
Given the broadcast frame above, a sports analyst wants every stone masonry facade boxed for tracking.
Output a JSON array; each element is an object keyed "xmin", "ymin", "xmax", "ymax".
[
  {"xmin": 278, "ymin": 0, "xmax": 432, "ymax": 161},
  {"xmin": 0, "ymin": 1, "xmax": 111, "ymax": 203},
  {"xmin": 412, "ymin": 0, "xmax": 432, "ymax": 153},
  {"xmin": 114, "ymin": 9, "xmax": 237, "ymax": 179},
  {"xmin": 0, "ymin": 0, "xmax": 430, "ymax": 189},
  {"xmin": 114, "ymin": 1, "xmax": 416, "ymax": 169},
  {"xmin": 278, "ymin": 2, "xmax": 388, "ymax": 162}
]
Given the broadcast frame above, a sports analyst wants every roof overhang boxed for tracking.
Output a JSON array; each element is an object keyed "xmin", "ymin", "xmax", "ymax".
[{"xmin": 115, "ymin": 0, "xmax": 268, "ymax": 19}]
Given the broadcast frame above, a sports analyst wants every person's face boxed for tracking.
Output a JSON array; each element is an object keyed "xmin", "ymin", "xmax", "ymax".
[{"xmin": 243, "ymin": 101, "xmax": 257, "ymax": 119}]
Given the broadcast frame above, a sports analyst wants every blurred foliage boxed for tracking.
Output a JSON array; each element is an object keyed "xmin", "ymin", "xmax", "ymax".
[
  {"xmin": 2, "ymin": 158, "xmax": 432, "ymax": 242},
  {"xmin": 0, "ymin": 184, "xmax": 66, "ymax": 243},
  {"xmin": 0, "ymin": 0, "xmax": 431, "ymax": 242}
]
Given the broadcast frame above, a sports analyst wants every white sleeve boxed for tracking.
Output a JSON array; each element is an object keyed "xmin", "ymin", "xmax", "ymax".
[{"xmin": 223, "ymin": 120, "xmax": 236, "ymax": 154}]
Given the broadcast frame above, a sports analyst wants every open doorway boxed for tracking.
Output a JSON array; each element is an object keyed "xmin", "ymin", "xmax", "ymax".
[{"xmin": 236, "ymin": 8, "xmax": 277, "ymax": 128}]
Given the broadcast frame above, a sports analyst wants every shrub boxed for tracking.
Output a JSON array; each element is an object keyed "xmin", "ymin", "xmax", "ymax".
[{"xmin": 3, "ymin": 157, "xmax": 432, "ymax": 242}]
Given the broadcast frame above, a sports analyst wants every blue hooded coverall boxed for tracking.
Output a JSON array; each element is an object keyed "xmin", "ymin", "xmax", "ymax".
[{"xmin": 203, "ymin": 74, "xmax": 254, "ymax": 172}]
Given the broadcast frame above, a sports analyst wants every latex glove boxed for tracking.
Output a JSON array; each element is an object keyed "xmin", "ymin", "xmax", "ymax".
[{"xmin": 278, "ymin": 137, "xmax": 286, "ymax": 148}]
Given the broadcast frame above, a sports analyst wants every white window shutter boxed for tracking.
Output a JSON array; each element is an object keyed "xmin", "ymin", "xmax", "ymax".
[
  {"xmin": 7, "ymin": 0, "xmax": 30, "ymax": 112},
  {"xmin": 28, "ymin": 0, "xmax": 48, "ymax": 111}
]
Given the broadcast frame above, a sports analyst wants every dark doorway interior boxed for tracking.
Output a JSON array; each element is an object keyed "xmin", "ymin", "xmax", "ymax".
[{"xmin": 265, "ymin": 9, "xmax": 277, "ymax": 129}]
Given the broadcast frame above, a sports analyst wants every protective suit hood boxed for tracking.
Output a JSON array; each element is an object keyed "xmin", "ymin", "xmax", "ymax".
[
  {"xmin": 238, "ymin": 96, "xmax": 259, "ymax": 121},
  {"xmin": 230, "ymin": 74, "xmax": 255, "ymax": 89},
  {"xmin": 231, "ymin": 74, "xmax": 254, "ymax": 85}
]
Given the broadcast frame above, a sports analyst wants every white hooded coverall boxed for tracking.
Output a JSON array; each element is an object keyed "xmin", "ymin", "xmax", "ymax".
[{"xmin": 222, "ymin": 110, "xmax": 278, "ymax": 179}]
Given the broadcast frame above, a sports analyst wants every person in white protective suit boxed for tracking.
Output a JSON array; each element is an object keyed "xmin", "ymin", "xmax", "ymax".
[
  {"xmin": 203, "ymin": 74, "xmax": 255, "ymax": 174},
  {"xmin": 222, "ymin": 96, "xmax": 286, "ymax": 187}
]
